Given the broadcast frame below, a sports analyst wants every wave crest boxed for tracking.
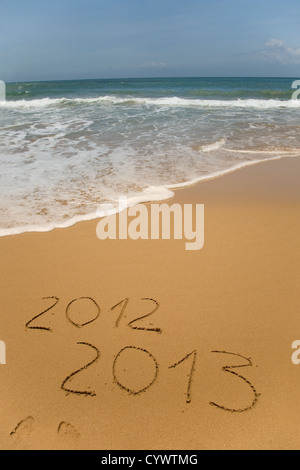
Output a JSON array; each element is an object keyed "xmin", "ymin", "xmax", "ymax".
[{"xmin": 2, "ymin": 95, "xmax": 300, "ymax": 110}]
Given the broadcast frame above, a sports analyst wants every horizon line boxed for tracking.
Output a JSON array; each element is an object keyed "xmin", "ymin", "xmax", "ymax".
[{"xmin": 3, "ymin": 75, "xmax": 300, "ymax": 85}]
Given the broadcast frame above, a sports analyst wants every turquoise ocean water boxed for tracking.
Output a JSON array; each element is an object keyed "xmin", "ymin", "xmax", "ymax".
[{"xmin": 1, "ymin": 77, "xmax": 300, "ymax": 235}]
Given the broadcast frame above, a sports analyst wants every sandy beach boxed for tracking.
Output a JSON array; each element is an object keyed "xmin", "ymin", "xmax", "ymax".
[{"xmin": 0, "ymin": 155, "xmax": 299, "ymax": 450}]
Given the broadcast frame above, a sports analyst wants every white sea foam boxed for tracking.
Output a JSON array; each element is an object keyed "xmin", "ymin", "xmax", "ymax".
[
  {"xmin": 1, "ymin": 153, "xmax": 299, "ymax": 238},
  {"xmin": 223, "ymin": 147, "xmax": 300, "ymax": 155},
  {"xmin": 199, "ymin": 139, "xmax": 226, "ymax": 153},
  {"xmin": 1, "ymin": 95, "xmax": 300, "ymax": 110},
  {"xmin": 0, "ymin": 186, "xmax": 175, "ymax": 237}
]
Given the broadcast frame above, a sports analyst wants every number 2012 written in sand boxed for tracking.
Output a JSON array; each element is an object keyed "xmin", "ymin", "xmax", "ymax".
[{"xmin": 25, "ymin": 296, "xmax": 260, "ymax": 413}]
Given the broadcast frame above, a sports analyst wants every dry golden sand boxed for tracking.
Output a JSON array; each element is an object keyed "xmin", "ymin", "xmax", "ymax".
[{"xmin": 0, "ymin": 156, "xmax": 299, "ymax": 450}]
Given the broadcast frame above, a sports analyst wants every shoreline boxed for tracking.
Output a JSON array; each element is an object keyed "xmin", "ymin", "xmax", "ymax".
[{"xmin": 1, "ymin": 153, "xmax": 300, "ymax": 238}]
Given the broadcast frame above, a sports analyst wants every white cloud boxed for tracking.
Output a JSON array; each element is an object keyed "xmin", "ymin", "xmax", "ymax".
[
  {"xmin": 264, "ymin": 39, "xmax": 300, "ymax": 64},
  {"xmin": 139, "ymin": 61, "xmax": 167, "ymax": 68}
]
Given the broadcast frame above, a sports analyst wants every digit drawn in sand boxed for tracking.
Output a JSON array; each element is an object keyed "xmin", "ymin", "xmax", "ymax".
[
  {"xmin": 169, "ymin": 350, "xmax": 197, "ymax": 404},
  {"xmin": 61, "ymin": 342, "xmax": 100, "ymax": 397},
  {"xmin": 66, "ymin": 297, "xmax": 101, "ymax": 328},
  {"xmin": 113, "ymin": 346, "xmax": 159, "ymax": 395},
  {"xmin": 111, "ymin": 298, "xmax": 129, "ymax": 328},
  {"xmin": 57, "ymin": 422, "xmax": 80, "ymax": 440},
  {"xmin": 128, "ymin": 298, "xmax": 162, "ymax": 334},
  {"xmin": 210, "ymin": 351, "xmax": 260, "ymax": 413},
  {"xmin": 10, "ymin": 416, "xmax": 36, "ymax": 439},
  {"xmin": 26, "ymin": 297, "xmax": 60, "ymax": 332}
]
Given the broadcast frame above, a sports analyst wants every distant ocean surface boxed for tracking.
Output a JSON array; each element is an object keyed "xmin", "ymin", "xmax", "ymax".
[{"xmin": 1, "ymin": 77, "xmax": 300, "ymax": 236}]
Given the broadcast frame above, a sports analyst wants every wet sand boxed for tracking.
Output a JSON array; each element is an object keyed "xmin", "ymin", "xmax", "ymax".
[{"xmin": 0, "ymin": 156, "xmax": 299, "ymax": 450}]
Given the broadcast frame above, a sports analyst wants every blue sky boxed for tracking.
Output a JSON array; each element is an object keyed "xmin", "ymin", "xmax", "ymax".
[{"xmin": 1, "ymin": 0, "xmax": 300, "ymax": 81}]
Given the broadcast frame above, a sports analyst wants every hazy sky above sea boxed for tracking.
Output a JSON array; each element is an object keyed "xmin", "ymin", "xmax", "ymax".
[{"xmin": 1, "ymin": 0, "xmax": 300, "ymax": 81}]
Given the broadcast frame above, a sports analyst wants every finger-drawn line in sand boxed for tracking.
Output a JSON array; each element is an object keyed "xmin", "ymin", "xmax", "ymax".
[
  {"xmin": 10, "ymin": 416, "xmax": 36, "ymax": 438},
  {"xmin": 111, "ymin": 298, "xmax": 129, "ymax": 328},
  {"xmin": 169, "ymin": 350, "xmax": 197, "ymax": 404},
  {"xmin": 128, "ymin": 298, "xmax": 162, "ymax": 334},
  {"xmin": 210, "ymin": 351, "xmax": 260, "ymax": 413},
  {"xmin": 111, "ymin": 298, "xmax": 162, "ymax": 333},
  {"xmin": 26, "ymin": 297, "xmax": 59, "ymax": 332},
  {"xmin": 66, "ymin": 297, "xmax": 101, "ymax": 328},
  {"xmin": 61, "ymin": 342, "xmax": 100, "ymax": 397},
  {"xmin": 57, "ymin": 421, "xmax": 80, "ymax": 440},
  {"xmin": 113, "ymin": 346, "xmax": 159, "ymax": 395}
]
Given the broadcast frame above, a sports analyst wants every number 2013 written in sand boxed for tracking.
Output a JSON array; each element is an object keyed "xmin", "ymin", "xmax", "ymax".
[{"xmin": 25, "ymin": 296, "xmax": 260, "ymax": 413}]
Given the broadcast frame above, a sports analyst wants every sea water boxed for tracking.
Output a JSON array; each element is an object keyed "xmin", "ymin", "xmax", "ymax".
[{"xmin": 0, "ymin": 77, "xmax": 300, "ymax": 236}]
